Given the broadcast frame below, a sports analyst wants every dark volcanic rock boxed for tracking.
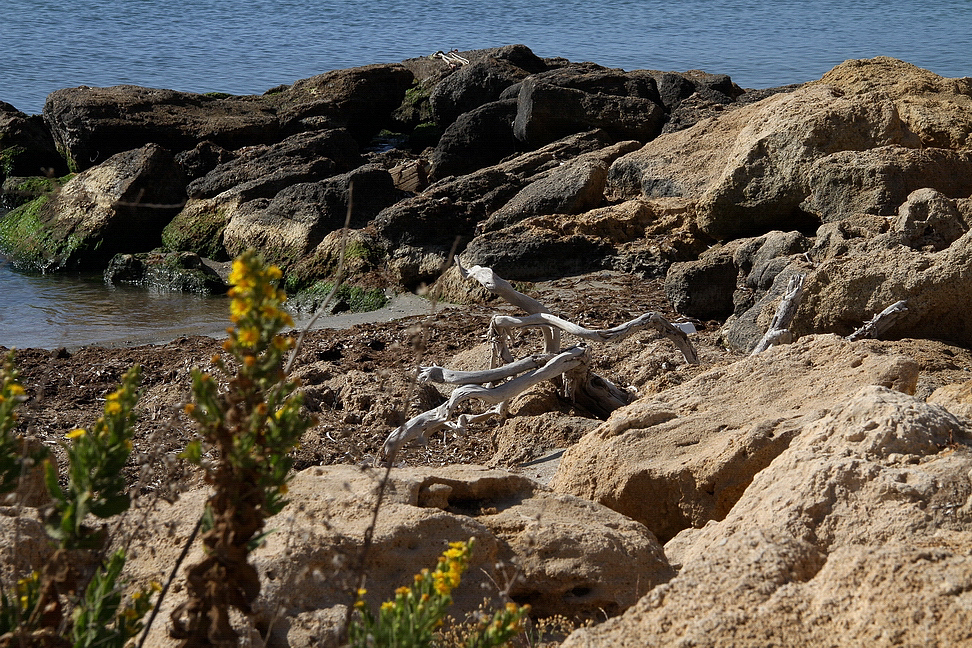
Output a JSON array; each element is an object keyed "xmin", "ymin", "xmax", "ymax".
[
  {"xmin": 174, "ymin": 141, "xmax": 236, "ymax": 181},
  {"xmin": 430, "ymin": 59, "xmax": 531, "ymax": 127},
  {"xmin": 430, "ymin": 99, "xmax": 518, "ymax": 179},
  {"xmin": 104, "ymin": 250, "xmax": 228, "ymax": 294},
  {"xmin": 0, "ymin": 101, "xmax": 69, "ymax": 179},
  {"xmin": 0, "ymin": 143, "xmax": 186, "ymax": 272},
  {"xmin": 513, "ymin": 79, "xmax": 665, "ymax": 147},
  {"xmin": 665, "ymin": 253, "xmax": 738, "ymax": 321},
  {"xmin": 460, "ymin": 225, "xmax": 612, "ymax": 281},
  {"xmin": 43, "ymin": 63, "xmax": 412, "ymax": 172},
  {"xmin": 187, "ymin": 129, "xmax": 360, "ymax": 200}
]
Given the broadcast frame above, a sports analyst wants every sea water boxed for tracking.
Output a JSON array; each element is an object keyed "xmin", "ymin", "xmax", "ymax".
[{"xmin": 2, "ymin": 0, "xmax": 971, "ymax": 348}]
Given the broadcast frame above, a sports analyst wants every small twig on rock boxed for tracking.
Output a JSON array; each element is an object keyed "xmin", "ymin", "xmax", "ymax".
[
  {"xmin": 847, "ymin": 299, "xmax": 909, "ymax": 341},
  {"xmin": 750, "ymin": 273, "xmax": 806, "ymax": 355}
]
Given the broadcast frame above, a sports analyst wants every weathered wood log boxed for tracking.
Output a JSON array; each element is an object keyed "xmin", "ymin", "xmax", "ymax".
[
  {"xmin": 750, "ymin": 273, "xmax": 806, "ymax": 355},
  {"xmin": 381, "ymin": 347, "xmax": 588, "ymax": 461},
  {"xmin": 490, "ymin": 311, "xmax": 699, "ymax": 365},
  {"xmin": 457, "ymin": 258, "xmax": 560, "ymax": 355},
  {"xmin": 418, "ymin": 353, "xmax": 556, "ymax": 385},
  {"xmin": 847, "ymin": 300, "xmax": 908, "ymax": 341}
]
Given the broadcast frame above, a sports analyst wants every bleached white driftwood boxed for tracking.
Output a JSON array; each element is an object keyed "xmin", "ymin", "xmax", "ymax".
[
  {"xmin": 457, "ymin": 258, "xmax": 560, "ymax": 355},
  {"xmin": 417, "ymin": 353, "xmax": 556, "ymax": 385},
  {"xmin": 847, "ymin": 300, "xmax": 908, "ymax": 341},
  {"xmin": 381, "ymin": 347, "xmax": 588, "ymax": 461},
  {"xmin": 750, "ymin": 273, "xmax": 806, "ymax": 355},
  {"xmin": 490, "ymin": 311, "xmax": 699, "ymax": 365}
]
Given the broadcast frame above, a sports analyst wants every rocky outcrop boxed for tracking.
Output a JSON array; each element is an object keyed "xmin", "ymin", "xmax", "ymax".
[
  {"xmin": 43, "ymin": 63, "xmax": 412, "ymax": 172},
  {"xmin": 561, "ymin": 386, "xmax": 972, "ymax": 648},
  {"xmin": 0, "ymin": 101, "xmax": 68, "ymax": 180},
  {"xmin": 0, "ymin": 143, "xmax": 185, "ymax": 271},
  {"xmin": 128, "ymin": 465, "xmax": 674, "ymax": 647},
  {"xmin": 550, "ymin": 334, "xmax": 921, "ymax": 543}
]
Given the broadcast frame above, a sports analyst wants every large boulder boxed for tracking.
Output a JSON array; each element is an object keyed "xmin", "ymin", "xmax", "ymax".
[
  {"xmin": 0, "ymin": 101, "xmax": 68, "ymax": 179},
  {"xmin": 429, "ymin": 99, "xmax": 519, "ymax": 178},
  {"xmin": 103, "ymin": 250, "xmax": 228, "ymax": 294},
  {"xmin": 43, "ymin": 63, "xmax": 412, "ymax": 172},
  {"xmin": 607, "ymin": 58, "xmax": 972, "ymax": 241},
  {"xmin": 0, "ymin": 143, "xmax": 185, "ymax": 271},
  {"xmin": 562, "ymin": 386, "xmax": 972, "ymax": 647},
  {"xmin": 814, "ymin": 56, "xmax": 972, "ymax": 150},
  {"xmin": 513, "ymin": 79, "xmax": 666, "ymax": 147},
  {"xmin": 222, "ymin": 164, "xmax": 403, "ymax": 271},
  {"xmin": 550, "ymin": 334, "xmax": 921, "ymax": 543},
  {"xmin": 374, "ymin": 130, "xmax": 613, "ymax": 252},
  {"xmin": 429, "ymin": 57, "xmax": 532, "ymax": 128},
  {"xmin": 480, "ymin": 140, "xmax": 641, "ymax": 232},
  {"xmin": 161, "ymin": 129, "xmax": 360, "ymax": 261},
  {"xmin": 129, "ymin": 465, "xmax": 674, "ymax": 647}
]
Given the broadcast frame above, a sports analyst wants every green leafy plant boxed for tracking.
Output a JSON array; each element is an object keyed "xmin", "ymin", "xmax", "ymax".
[
  {"xmin": 349, "ymin": 539, "xmax": 530, "ymax": 648},
  {"xmin": 0, "ymin": 358, "xmax": 156, "ymax": 648},
  {"xmin": 171, "ymin": 250, "xmax": 314, "ymax": 646}
]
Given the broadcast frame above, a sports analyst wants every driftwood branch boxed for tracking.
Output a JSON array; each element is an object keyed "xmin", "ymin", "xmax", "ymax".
[
  {"xmin": 490, "ymin": 311, "xmax": 699, "ymax": 365},
  {"xmin": 380, "ymin": 262, "xmax": 702, "ymax": 462},
  {"xmin": 847, "ymin": 300, "xmax": 908, "ymax": 341},
  {"xmin": 457, "ymin": 258, "xmax": 560, "ymax": 355},
  {"xmin": 381, "ymin": 347, "xmax": 588, "ymax": 460},
  {"xmin": 751, "ymin": 273, "xmax": 806, "ymax": 355}
]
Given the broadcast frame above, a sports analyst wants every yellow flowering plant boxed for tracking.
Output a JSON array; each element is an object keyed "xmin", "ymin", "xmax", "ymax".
[
  {"xmin": 44, "ymin": 365, "xmax": 142, "ymax": 549},
  {"xmin": 0, "ymin": 350, "xmax": 46, "ymax": 495},
  {"xmin": 349, "ymin": 539, "xmax": 530, "ymax": 648},
  {"xmin": 172, "ymin": 250, "xmax": 313, "ymax": 646},
  {"xmin": 0, "ymin": 356, "xmax": 156, "ymax": 647}
]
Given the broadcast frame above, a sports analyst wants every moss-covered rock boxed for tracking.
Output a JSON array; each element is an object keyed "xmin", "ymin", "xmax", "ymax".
[{"xmin": 104, "ymin": 251, "xmax": 228, "ymax": 294}]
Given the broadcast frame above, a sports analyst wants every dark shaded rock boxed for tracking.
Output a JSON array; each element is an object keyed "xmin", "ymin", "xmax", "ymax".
[
  {"xmin": 460, "ymin": 225, "xmax": 611, "ymax": 281},
  {"xmin": 376, "ymin": 130, "xmax": 613, "ymax": 250},
  {"xmin": 506, "ymin": 64, "xmax": 664, "ymax": 104},
  {"xmin": 0, "ymin": 143, "xmax": 186, "ymax": 272},
  {"xmin": 480, "ymin": 140, "xmax": 641, "ymax": 232},
  {"xmin": 223, "ymin": 164, "xmax": 404, "ymax": 268},
  {"xmin": 724, "ymin": 263, "xmax": 812, "ymax": 352},
  {"xmin": 430, "ymin": 59, "xmax": 531, "ymax": 127},
  {"xmin": 513, "ymin": 79, "xmax": 665, "ymax": 147},
  {"xmin": 43, "ymin": 63, "xmax": 412, "ymax": 172},
  {"xmin": 430, "ymin": 99, "xmax": 518, "ymax": 179},
  {"xmin": 187, "ymin": 129, "xmax": 360, "ymax": 200},
  {"xmin": 174, "ymin": 141, "xmax": 236, "ymax": 181},
  {"xmin": 104, "ymin": 251, "xmax": 228, "ymax": 294},
  {"xmin": 665, "ymin": 253, "xmax": 737, "ymax": 320},
  {"xmin": 0, "ymin": 102, "xmax": 68, "ymax": 179}
]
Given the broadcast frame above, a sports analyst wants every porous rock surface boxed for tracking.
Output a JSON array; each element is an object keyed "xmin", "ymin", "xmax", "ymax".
[
  {"xmin": 126, "ymin": 465, "xmax": 673, "ymax": 648},
  {"xmin": 561, "ymin": 386, "xmax": 972, "ymax": 647}
]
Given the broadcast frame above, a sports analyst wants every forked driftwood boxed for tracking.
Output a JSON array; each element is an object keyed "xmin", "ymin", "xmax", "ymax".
[
  {"xmin": 750, "ymin": 273, "xmax": 806, "ymax": 355},
  {"xmin": 379, "ymin": 262, "xmax": 699, "ymax": 463},
  {"xmin": 847, "ymin": 300, "xmax": 908, "ymax": 341}
]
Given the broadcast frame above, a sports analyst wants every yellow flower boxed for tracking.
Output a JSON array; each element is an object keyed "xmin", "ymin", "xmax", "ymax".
[
  {"xmin": 237, "ymin": 327, "xmax": 259, "ymax": 347},
  {"xmin": 184, "ymin": 403, "xmax": 196, "ymax": 416},
  {"xmin": 243, "ymin": 355, "xmax": 256, "ymax": 368},
  {"xmin": 231, "ymin": 298, "xmax": 249, "ymax": 319},
  {"xmin": 66, "ymin": 428, "xmax": 86, "ymax": 439},
  {"xmin": 105, "ymin": 401, "xmax": 122, "ymax": 416},
  {"xmin": 395, "ymin": 586, "xmax": 410, "ymax": 597},
  {"xmin": 357, "ymin": 588, "xmax": 367, "ymax": 597},
  {"xmin": 381, "ymin": 600, "xmax": 396, "ymax": 612},
  {"xmin": 266, "ymin": 266, "xmax": 282, "ymax": 280},
  {"xmin": 8, "ymin": 384, "xmax": 25, "ymax": 397}
]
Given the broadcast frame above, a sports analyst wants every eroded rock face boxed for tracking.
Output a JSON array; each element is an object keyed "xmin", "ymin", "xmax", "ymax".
[
  {"xmin": 550, "ymin": 334, "xmax": 920, "ymax": 543},
  {"xmin": 128, "ymin": 465, "xmax": 673, "ymax": 648},
  {"xmin": 0, "ymin": 143, "xmax": 185, "ymax": 271},
  {"xmin": 561, "ymin": 386, "xmax": 972, "ymax": 648}
]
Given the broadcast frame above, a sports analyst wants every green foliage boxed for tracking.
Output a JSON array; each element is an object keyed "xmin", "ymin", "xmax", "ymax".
[
  {"xmin": 349, "ymin": 539, "xmax": 529, "ymax": 648},
  {"xmin": 203, "ymin": 91, "xmax": 233, "ymax": 99},
  {"xmin": 71, "ymin": 550, "xmax": 157, "ymax": 648},
  {"xmin": 173, "ymin": 250, "xmax": 315, "ymax": 645},
  {"xmin": 44, "ymin": 366, "xmax": 141, "ymax": 549},
  {"xmin": 0, "ymin": 146, "xmax": 27, "ymax": 177},
  {"xmin": 0, "ymin": 351, "xmax": 44, "ymax": 495},
  {"xmin": 0, "ymin": 357, "xmax": 155, "ymax": 647}
]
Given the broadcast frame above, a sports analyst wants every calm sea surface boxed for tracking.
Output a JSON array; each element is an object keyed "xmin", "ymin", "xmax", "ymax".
[{"xmin": 2, "ymin": 0, "xmax": 972, "ymax": 348}]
